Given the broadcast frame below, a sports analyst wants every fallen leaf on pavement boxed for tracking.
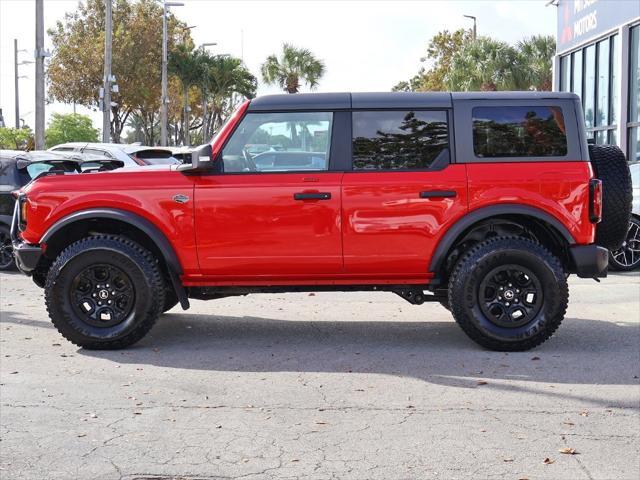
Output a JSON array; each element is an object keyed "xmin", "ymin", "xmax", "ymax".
[
  {"xmin": 580, "ymin": 410, "xmax": 589, "ymax": 417},
  {"xmin": 531, "ymin": 356, "xmax": 540, "ymax": 361},
  {"xmin": 559, "ymin": 447, "xmax": 577, "ymax": 455},
  {"xmin": 477, "ymin": 380, "xmax": 488, "ymax": 385},
  {"xmin": 503, "ymin": 458, "xmax": 514, "ymax": 462},
  {"xmin": 563, "ymin": 421, "xmax": 574, "ymax": 426},
  {"xmin": 543, "ymin": 457, "xmax": 555, "ymax": 464}
]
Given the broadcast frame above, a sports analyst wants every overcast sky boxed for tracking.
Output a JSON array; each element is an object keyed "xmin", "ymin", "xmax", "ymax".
[{"xmin": 0, "ymin": 0, "xmax": 557, "ymax": 132}]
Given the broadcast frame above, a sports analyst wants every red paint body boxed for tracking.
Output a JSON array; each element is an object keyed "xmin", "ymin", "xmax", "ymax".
[{"xmin": 19, "ymin": 102, "xmax": 596, "ymax": 286}]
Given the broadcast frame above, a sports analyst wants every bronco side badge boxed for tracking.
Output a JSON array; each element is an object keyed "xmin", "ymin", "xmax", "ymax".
[{"xmin": 173, "ymin": 194, "xmax": 189, "ymax": 204}]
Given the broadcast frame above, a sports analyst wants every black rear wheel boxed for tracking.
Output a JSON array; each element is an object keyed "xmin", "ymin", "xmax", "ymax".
[
  {"xmin": 45, "ymin": 236, "xmax": 165, "ymax": 349},
  {"xmin": 448, "ymin": 236, "xmax": 568, "ymax": 351},
  {"xmin": 0, "ymin": 225, "xmax": 16, "ymax": 271},
  {"xmin": 609, "ymin": 216, "xmax": 640, "ymax": 271}
]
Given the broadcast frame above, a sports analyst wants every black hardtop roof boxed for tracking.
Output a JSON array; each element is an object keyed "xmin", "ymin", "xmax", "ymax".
[{"xmin": 247, "ymin": 91, "xmax": 579, "ymax": 111}]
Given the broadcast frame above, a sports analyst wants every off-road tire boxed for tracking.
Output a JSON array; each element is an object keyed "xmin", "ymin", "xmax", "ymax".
[
  {"xmin": 448, "ymin": 236, "xmax": 568, "ymax": 351},
  {"xmin": 589, "ymin": 144, "xmax": 633, "ymax": 250},
  {"xmin": 45, "ymin": 235, "xmax": 164, "ymax": 349}
]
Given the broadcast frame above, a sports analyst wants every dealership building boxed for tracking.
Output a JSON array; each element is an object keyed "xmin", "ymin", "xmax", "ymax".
[{"xmin": 553, "ymin": 0, "xmax": 640, "ymax": 162}]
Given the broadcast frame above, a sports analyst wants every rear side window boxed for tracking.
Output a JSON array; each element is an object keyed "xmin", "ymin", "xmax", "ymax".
[
  {"xmin": 352, "ymin": 111, "xmax": 449, "ymax": 170},
  {"xmin": 472, "ymin": 106, "xmax": 568, "ymax": 158}
]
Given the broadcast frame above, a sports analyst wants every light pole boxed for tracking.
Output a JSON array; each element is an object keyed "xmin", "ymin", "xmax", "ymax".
[
  {"xmin": 464, "ymin": 15, "xmax": 477, "ymax": 40},
  {"xmin": 14, "ymin": 40, "xmax": 32, "ymax": 129},
  {"xmin": 161, "ymin": 1, "xmax": 184, "ymax": 147},
  {"xmin": 102, "ymin": 0, "xmax": 113, "ymax": 143},
  {"xmin": 200, "ymin": 42, "xmax": 216, "ymax": 142},
  {"xmin": 35, "ymin": 0, "xmax": 45, "ymax": 149}
]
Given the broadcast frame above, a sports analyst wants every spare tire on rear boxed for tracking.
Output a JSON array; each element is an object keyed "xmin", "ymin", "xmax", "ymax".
[{"xmin": 588, "ymin": 144, "xmax": 633, "ymax": 250}]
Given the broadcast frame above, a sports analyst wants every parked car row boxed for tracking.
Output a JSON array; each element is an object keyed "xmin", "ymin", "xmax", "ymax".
[{"xmin": 1, "ymin": 143, "xmax": 183, "ymax": 271}]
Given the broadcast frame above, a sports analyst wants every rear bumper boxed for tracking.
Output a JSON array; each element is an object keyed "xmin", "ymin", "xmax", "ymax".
[{"xmin": 569, "ymin": 244, "xmax": 608, "ymax": 278}]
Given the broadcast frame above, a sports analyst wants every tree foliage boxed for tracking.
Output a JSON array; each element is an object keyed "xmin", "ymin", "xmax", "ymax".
[
  {"xmin": 261, "ymin": 44, "xmax": 325, "ymax": 94},
  {"xmin": 0, "ymin": 127, "xmax": 33, "ymax": 150},
  {"xmin": 393, "ymin": 29, "xmax": 472, "ymax": 92},
  {"xmin": 47, "ymin": 0, "xmax": 190, "ymax": 142},
  {"xmin": 45, "ymin": 113, "xmax": 99, "ymax": 148},
  {"xmin": 394, "ymin": 31, "xmax": 556, "ymax": 93}
]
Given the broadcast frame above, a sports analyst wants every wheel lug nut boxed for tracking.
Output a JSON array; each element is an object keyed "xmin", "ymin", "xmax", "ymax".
[
  {"xmin": 106, "ymin": 284, "xmax": 110, "ymax": 288},
  {"xmin": 515, "ymin": 299, "xmax": 519, "ymax": 303},
  {"xmin": 499, "ymin": 287, "xmax": 504, "ymax": 291},
  {"xmin": 508, "ymin": 283, "xmax": 512, "ymax": 287},
  {"xmin": 92, "ymin": 293, "xmax": 97, "ymax": 298},
  {"xmin": 108, "ymin": 300, "xmax": 112, "ymax": 304},
  {"xmin": 505, "ymin": 302, "xmax": 510, "ymax": 306}
]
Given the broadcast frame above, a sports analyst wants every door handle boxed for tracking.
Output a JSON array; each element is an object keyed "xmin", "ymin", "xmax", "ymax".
[
  {"xmin": 419, "ymin": 190, "xmax": 457, "ymax": 199},
  {"xmin": 293, "ymin": 192, "xmax": 332, "ymax": 200}
]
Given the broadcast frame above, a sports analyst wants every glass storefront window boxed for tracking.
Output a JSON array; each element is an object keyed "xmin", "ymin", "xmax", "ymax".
[
  {"xmin": 584, "ymin": 44, "xmax": 596, "ymax": 128},
  {"xmin": 596, "ymin": 39, "xmax": 610, "ymax": 127},
  {"xmin": 629, "ymin": 127, "xmax": 640, "ymax": 163},
  {"xmin": 571, "ymin": 50, "xmax": 583, "ymax": 98},
  {"xmin": 610, "ymin": 35, "xmax": 620, "ymax": 125},
  {"xmin": 630, "ymin": 26, "xmax": 639, "ymax": 124},
  {"xmin": 560, "ymin": 55, "xmax": 570, "ymax": 91}
]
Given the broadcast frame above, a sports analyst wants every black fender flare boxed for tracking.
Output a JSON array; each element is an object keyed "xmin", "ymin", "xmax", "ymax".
[
  {"xmin": 41, "ymin": 208, "xmax": 189, "ymax": 310},
  {"xmin": 429, "ymin": 204, "xmax": 575, "ymax": 275}
]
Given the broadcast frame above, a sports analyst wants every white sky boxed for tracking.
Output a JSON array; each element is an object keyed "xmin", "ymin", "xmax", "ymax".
[{"xmin": 0, "ymin": 0, "xmax": 557, "ymax": 133}]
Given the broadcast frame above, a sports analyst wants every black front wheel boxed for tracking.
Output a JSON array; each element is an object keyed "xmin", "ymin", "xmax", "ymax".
[
  {"xmin": 448, "ymin": 236, "xmax": 568, "ymax": 351},
  {"xmin": 0, "ymin": 225, "xmax": 16, "ymax": 271},
  {"xmin": 609, "ymin": 216, "xmax": 640, "ymax": 271},
  {"xmin": 45, "ymin": 236, "xmax": 165, "ymax": 349}
]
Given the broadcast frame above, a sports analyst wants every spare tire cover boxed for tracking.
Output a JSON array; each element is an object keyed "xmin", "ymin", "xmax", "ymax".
[{"xmin": 588, "ymin": 144, "xmax": 632, "ymax": 250}]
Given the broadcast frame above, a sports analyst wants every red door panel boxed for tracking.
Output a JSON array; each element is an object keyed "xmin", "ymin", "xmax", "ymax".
[
  {"xmin": 194, "ymin": 173, "xmax": 343, "ymax": 277},
  {"xmin": 341, "ymin": 165, "xmax": 468, "ymax": 275}
]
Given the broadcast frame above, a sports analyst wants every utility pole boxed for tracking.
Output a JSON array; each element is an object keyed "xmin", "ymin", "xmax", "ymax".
[
  {"xmin": 200, "ymin": 42, "xmax": 216, "ymax": 142},
  {"xmin": 14, "ymin": 40, "xmax": 20, "ymax": 129},
  {"xmin": 102, "ymin": 0, "xmax": 113, "ymax": 143},
  {"xmin": 464, "ymin": 15, "xmax": 477, "ymax": 40},
  {"xmin": 161, "ymin": 1, "xmax": 184, "ymax": 147},
  {"xmin": 35, "ymin": 0, "xmax": 45, "ymax": 149}
]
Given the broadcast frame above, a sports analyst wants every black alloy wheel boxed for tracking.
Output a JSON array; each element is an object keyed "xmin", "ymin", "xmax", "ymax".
[
  {"xmin": 0, "ymin": 226, "xmax": 16, "ymax": 271},
  {"xmin": 70, "ymin": 264, "xmax": 135, "ymax": 328},
  {"xmin": 479, "ymin": 265, "xmax": 543, "ymax": 328}
]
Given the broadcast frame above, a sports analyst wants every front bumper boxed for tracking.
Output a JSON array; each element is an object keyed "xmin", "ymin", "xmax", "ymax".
[
  {"xmin": 10, "ymin": 198, "xmax": 42, "ymax": 275},
  {"xmin": 569, "ymin": 244, "xmax": 608, "ymax": 278}
]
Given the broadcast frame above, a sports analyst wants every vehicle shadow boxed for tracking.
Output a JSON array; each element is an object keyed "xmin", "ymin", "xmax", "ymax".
[{"xmin": 74, "ymin": 311, "xmax": 640, "ymax": 390}]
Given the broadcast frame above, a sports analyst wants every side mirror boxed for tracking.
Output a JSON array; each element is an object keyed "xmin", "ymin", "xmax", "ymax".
[{"xmin": 177, "ymin": 144, "xmax": 213, "ymax": 172}]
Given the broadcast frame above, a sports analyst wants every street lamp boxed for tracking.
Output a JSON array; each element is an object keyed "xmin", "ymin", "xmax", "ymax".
[
  {"xmin": 463, "ymin": 15, "xmax": 477, "ymax": 40},
  {"xmin": 161, "ymin": 1, "xmax": 184, "ymax": 147},
  {"xmin": 14, "ymin": 40, "xmax": 32, "ymax": 129},
  {"xmin": 199, "ymin": 42, "xmax": 217, "ymax": 141}
]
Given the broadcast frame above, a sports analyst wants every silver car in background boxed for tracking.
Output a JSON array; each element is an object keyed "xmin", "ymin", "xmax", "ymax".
[
  {"xmin": 48, "ymin": 143, "xmax": 180, "ymax": 167},
  {"xmin": 609, "ymin": 163, "xmax": 640, "ymax": 271}
]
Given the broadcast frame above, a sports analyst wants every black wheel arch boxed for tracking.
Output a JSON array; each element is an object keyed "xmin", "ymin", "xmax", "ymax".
[
  {"xmin": 39, "ymin": 208, "xmax": 189, "ymax": 310},
  {"xmin": 429, "ymin": 204, "xmax": 575, "ymax": 282}
]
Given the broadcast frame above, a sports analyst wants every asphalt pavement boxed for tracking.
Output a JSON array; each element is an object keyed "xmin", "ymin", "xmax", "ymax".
[{"xmin": 1, "ymin": 270, "xmax": 639, "ymax": 480}]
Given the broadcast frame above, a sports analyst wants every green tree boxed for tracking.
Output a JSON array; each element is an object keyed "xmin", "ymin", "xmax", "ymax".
[
  {"xmin": 446, "ymin": 37, "xmax": 522, "ymax": 91},
  {"xmin": 393, "ymin": 29, "xmax": 472, "ymax": 92},
  {"xmin": 517, "ymin": 35, "xmax": 556, "ymax": 91},
  {"xmin": 261, "ymin": 44, "xmax": 325, "ymax": 94},
  {"xmin": 169, "ymin": 45, "xmax": 209, "ymax": 146},
  {"xmin": 45, "ymin": 113, "xmax": 99, "ymax": 148},
  {"xmin": 47, "ymin": 0, "xmax": 190, "ymax": 142},
  {"xmin": 0, "ymin": 127, "xmax": 33, "ymax": 150},
  {"xmin": 204, "ymin": 54, "xmax": 257, "ymax": 138}
]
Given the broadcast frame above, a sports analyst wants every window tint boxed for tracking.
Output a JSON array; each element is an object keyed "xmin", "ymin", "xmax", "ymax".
[
  {"xmin": 352, "ymin": 111, "xmax": 449, "ymax": 170},
  {"xmin": 472, "ymin": 106, "xmax": 568, "ymax": 158},
  {"xmin": 221, "ymin": 112, "xmax": 332, "ymax": 173}
]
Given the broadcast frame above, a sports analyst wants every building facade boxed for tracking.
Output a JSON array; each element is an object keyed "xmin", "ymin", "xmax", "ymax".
[{"xmin": 554, "ymin": 0, "xmax": 640, "ymax": 162}]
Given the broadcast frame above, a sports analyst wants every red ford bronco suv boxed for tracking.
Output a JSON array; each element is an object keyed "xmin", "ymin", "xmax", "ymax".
[{"xmin": 11, "ymin": 92, "xmax": 632, "ymax": 351}]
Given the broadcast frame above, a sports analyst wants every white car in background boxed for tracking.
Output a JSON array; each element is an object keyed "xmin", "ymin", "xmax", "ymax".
[
  {"xmin": 609, "ymin": 162, "xmax": 640, "ymax": 271},
  {"xmin": 48, "ymin": 143, "xmax": 180, "ymax": 167}
]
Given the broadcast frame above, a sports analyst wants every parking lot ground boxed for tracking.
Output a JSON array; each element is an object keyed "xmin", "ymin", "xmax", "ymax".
[{"xmin": 1, "ymin": 271, "xmax": 639, "ymax": 480}]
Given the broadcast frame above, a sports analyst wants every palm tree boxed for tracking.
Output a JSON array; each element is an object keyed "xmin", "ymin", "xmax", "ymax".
[
  {"xmin": 203, "ymin": 54, "xmax": 257, "ymax": 139},
  {"xmin": 517, "ymin": 35, "xmax": 556, "ymax": 91},
  {"xmin": 169, "ymin": 44, "xmax": 207, "ymax": 145},
  {"xmin": 261, "ymin": 43, "xmax": 325, "ymax": 94},
  {"xmin": 446, "ymin": 37, "xmax": 523, "ymax": 91}
]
